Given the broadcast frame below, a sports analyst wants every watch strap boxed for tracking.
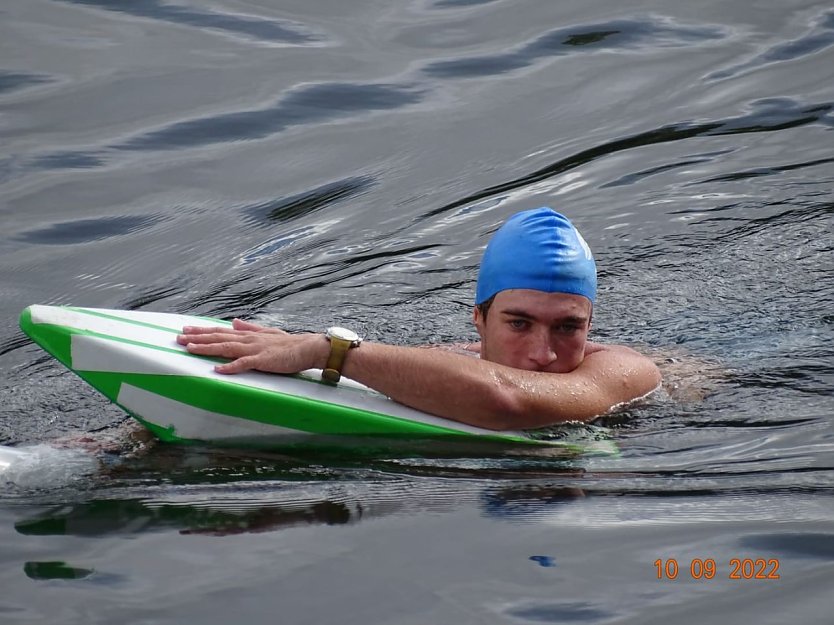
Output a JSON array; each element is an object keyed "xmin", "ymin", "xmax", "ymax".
[{"xmin": 322, "ymin": 336, "xmax": 353, "ymax": 383}]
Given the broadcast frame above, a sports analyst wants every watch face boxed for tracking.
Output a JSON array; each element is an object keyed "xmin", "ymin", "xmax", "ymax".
[{"xmin": 326, "ymin": 326, "xmax": 360, "ymax": 343}]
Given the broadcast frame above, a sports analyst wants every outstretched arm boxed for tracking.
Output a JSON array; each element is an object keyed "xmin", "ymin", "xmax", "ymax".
[{"xmin": 178, "ymin": 321, "xmax": 660, "ymax": 430}]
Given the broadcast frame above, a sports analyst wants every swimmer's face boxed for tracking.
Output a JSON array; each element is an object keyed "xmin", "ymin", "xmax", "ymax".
[{"xmin": 474, "ymin": 289, "xmax": 591, "ymax": 373}]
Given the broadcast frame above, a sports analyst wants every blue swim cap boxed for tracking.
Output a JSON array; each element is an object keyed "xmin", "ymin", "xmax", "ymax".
[{"xmin": 475, "ymin": 207, "xmax": 596, "ymax": 305}]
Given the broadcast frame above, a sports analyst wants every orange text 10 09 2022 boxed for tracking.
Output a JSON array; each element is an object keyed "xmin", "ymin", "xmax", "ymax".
[{"xmin": 654, "ymin": 558, "xmax": 781, "ymax": 580}]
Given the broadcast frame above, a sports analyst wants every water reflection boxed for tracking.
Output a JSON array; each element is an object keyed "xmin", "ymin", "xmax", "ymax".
[
  {"xmin": 709, "ymin": 9, "xmax": 834, "ymax": 80},
  {"xmin": 56, "ymin": 0, "xmax": 325, "ymax": 45},
  {"xmin": 506, "ymin": 602, "xmax": 617, "ymax": 623},
  {"xmin": 740, "ymin": 533, "xmax": 834, "ymax": 560},
  {"xmin": 423, "ymin": 16, "xmax": 728, "ymax": 79},
  {"xmin": 0, "ymin": 71, "xmax": 52, "ymax": 95},
  {"xmin": 116, "ymin": 83, "xmax": 426, "ymax": 152},
  {"xmin": 1, "ymin": 0, "xmax": 833, "ymax": 619},
  {"xmin": 13, "ymin": 462, "xmax": 833, "ymax": 541},
  {"xmin": 15, "ymin": 215, "xmax": 165, "ymax": 245},
  {"xmin": 241, "ymin": 176, "xmax": 377, "ymax": 226},
  {"xmin": 14, "ymin": 478, "xmax": 587, "ymax": 538},
  {"xmin": 421, "ymin": 97, "xmax": 834, "ymax": 220},
  {"xmin": 15, "ymin": 497, "xmax": 358, "ymax": 537},
  {"xmin": 23, "ymin": 561, "xmax": 94, "ymax": 580}
]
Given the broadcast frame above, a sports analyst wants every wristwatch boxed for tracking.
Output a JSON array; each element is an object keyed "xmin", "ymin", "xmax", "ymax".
[{"xmin": 322, "ymin": 326, "xmax": 362, "ymax": 383}]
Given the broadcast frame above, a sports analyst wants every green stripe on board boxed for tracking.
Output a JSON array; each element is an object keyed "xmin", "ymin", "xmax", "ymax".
[
  {"xmin": 21, "ymin": 306, "xmax": 403, "ymax": 399},
  {"xmin": 67, "ymin": 306, "xmax": 232, "ymax": 335},
  {"xmin": 22, "ymin": 306, "xmax": 229, "ymax": 365},
  {"xmin": 19, "ymin": 307, "xmax": 73, "ymax": 368},
  {"xmin": 77, "ymin": 370, "xmax": 534, "ymax": 441}
]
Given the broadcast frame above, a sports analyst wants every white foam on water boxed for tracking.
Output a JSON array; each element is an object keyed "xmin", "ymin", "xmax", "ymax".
[{"xmin": 0, "ymin": 444, "xmax": 98, "ymax": 489}]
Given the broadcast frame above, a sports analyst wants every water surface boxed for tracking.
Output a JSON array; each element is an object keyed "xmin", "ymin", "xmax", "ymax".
[{"xmin": 1, "ymin": 0, "xmax": 833, "ymax": 623}]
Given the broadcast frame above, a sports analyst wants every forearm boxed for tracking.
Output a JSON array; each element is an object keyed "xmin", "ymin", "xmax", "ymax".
[
  {"xmin": 338, "ymin": 342, "xmax": 658, "ymax": 429},
  {"xmin": 340, "ymin": 342, "xmax": 554, "ymax": 430}
]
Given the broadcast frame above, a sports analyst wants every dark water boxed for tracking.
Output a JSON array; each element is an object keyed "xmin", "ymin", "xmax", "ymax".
[{"xmin": 2, "ymin": 0, "xmax": 833, "ymax": 622}]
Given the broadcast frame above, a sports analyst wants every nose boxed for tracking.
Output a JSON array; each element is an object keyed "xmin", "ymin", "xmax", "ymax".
[{"xmin": 528, "ymin": 333, "xmax": 557, "ymax": 369}]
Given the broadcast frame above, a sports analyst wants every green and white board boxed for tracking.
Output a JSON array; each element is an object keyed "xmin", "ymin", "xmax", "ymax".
[{"xmin": 20, "ymin": 305, "xmax": 600, "ymax": 450}]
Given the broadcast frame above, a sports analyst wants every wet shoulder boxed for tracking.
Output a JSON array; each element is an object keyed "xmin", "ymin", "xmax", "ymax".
[{"xmin": 592, "ymin": 343, "xmax": 726, "ymax": 402}]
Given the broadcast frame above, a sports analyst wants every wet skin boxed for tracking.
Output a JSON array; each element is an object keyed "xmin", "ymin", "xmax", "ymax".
[{"xmin": 474, "ymin": 289, "xmax": 595, "ymax": 374}]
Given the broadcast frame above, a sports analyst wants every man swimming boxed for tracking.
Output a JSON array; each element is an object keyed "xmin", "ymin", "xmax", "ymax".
[{"xmin": 177, "ymin": 207, "xmax": 661, "ymax": 430}]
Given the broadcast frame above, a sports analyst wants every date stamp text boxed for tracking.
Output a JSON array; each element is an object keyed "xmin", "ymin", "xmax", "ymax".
[{"xmin": 654, "ymin": 558, "xmax": 780, "ymax": 580}]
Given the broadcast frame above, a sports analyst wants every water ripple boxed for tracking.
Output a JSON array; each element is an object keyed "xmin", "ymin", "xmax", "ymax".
[
  {"xmin": 697, "ymin": 156, "xmax": 834, "ymax": 184},
  {"xmin": 240, "ymin": 226, "xmax": 328, "ymax": 267},
  {"xmin": 601, "ymin": 156, "xmax": 721, "ymax": 189},
  {"xmin": 0, "ymin": 335, "xmax": 30, "ymax": 359},
  {"xmin": 241, "ymin": 176, "xmax": 377, "ymax": 226},
  {"xmin": 25, "ymin": 83, "xmax": 424, "ymax": 171},
  {"xmin": 184, "ymin": 239, "xmax": 444, "ymax": 317},
  {"xmin": 505, "ymin": 602, "xmax": 616, "ymax": 624},
  {"xmin": 699, "ymin": 201, "xmax": 832, "ymax": 244},
  {"xmin": 431, "ymin": 0, "xmax": 501, "ymax": 7},
  {"xmin": 709, "ymin": 10, "xmax": 834, "ymax": 80},
  {"xmin": 730, "ymin": 361, "xmax": 834, "ymax": 397},
  {"xmin": 56, "ymin": 0, "xmax": 325, "ymax": 46},
  {"xmin": 740, "ymin": 532, "xmax": 834, "ymax": 560},
  {"xmin": 0, "ymin": 71, "xmax": 52, "ymax": 96},
  {"xmin": 423, "ymin": 16, "xmax": 728, "ymax": 78},
  {"xmin": 32, "ymin": 151, "xmax": 106, "ymax": 170},
  {"xmin": 423, "ymin": 97, "xmax": 833, "ymax": 219},
  {"xmin": 121, "ymin": 282, "xmax": 190, "ymax": 311},
  {"xmin": 118, "ymin": 82, "xmax": 425, "ymax": 151},
  {"xmin": 14, "ymin": 215, "xmax": 164, "ymax": 245}
]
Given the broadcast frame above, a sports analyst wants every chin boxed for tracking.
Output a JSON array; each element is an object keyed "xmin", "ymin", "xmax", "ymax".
[{"xmin": 547, "ymin": 361, "xmax": 582, "ymax": 374}]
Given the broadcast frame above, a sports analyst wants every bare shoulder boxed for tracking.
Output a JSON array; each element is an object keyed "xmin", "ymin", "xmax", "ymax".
[
  {"xmin": 584, "ymin": 341, "xmax": 658, "ymax": 365},
  {"xmin": 578, "ymin": 342, "xmax": 662, "ymax": 400},
  {"xmin": 585, "ymin": 341, "xmax": 626, "ymax": 354},
  {"xmin": 588, "ymin": 342, "xmax": 726, "ymax": 402},
  {"xmin": 644, "ymin": 345, "xmax": 727, "ymax": 402}
]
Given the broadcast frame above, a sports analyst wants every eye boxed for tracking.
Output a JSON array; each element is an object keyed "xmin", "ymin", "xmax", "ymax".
[
  {"xmin": 556, "ymin": 324, "xmax": 581, "ymax": 334},
  {"xmin": 508, "ymin": 319, "xmax": 530, "ymax": 330}
]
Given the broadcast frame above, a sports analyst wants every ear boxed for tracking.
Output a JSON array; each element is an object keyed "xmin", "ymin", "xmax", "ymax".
[{"xmin": 473, "ymin": 306, "xmax": 486, "ymax": 339}]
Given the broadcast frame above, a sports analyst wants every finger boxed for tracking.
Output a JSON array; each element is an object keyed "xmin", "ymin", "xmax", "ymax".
[
  {"xmin": 184, "ymin": 341, "xmax": 247, "ymax": 358},
  {"xmin": 232, "ymin": 319, "xmax": 264, "ymax": 332},
  {"xmin": 177, "ymin": 331, "xmax": 243, "ymax": 345},
  {"xmin": 232, "ymin": 319, "xmax": 285, "ymax": 335},
  {"xmin": 215, "ymin": 355, "xmax": 259, "ymax": 374},
  {"xmin": 181, "ymin": 324, "xmax": 233, "ymax": 335}
]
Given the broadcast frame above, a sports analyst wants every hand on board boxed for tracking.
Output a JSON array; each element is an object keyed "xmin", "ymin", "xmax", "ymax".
[{"xmin": 177, "ymin": 319, "xmax": 328, "ymax": 375}]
